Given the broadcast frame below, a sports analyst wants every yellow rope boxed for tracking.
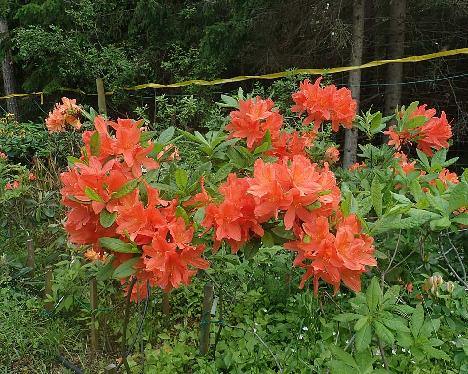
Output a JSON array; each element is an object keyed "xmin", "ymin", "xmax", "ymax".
[{"xmin": 1, "ymin": 47, "xmax": 467, "ymax": 100}]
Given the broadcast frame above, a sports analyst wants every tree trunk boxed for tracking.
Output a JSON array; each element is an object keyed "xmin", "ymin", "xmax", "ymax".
[
  {"xmin": 384, "ymin": 0, "xmax": 406, "ymax": 117},
  {"xmin": 343, "ymin": 0, "xmax": 365, "ymax": 168},
  {"xmin": 0, "ymin": 18, "xmax": 19, "ymax": 119}
]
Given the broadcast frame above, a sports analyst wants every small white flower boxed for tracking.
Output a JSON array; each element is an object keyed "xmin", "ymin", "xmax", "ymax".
[
  {"xmin": 299, "ymin": 334, "xmax": 304, "ymax": 340},
  {"xmin": 253, "ymin": 328, "xmax": 257, "ymax": 333},
  {"xmin": 402, "ymin": 348, "xmax": 406, "ymax": 352},
  {"xmin": 332, "ymin": 331, "xmax": 336, "ymax": 336},
  {"xmin": 291, "ymin": 348, "xmax": 296, "ymax": 353},
  {"xmin": 302, "ymin": 326, "xmax": 308, "ymax": 331},
  {"xmin": 345, "ymin": 340, "xmax": 349, "ymax": 344},
  {"xmin": 331, "ymin": 32, "xmax": 335, "ymax": 36},
  {"xmin": 263, "ymin": 308, "xmax": 267, "ymax": 313},
  {"xmin": 392, "ymin": 348, "xmax": 397, "ymax": 354},
  {"xmin": 326, "ymin": 3, "xmax": 330, "ymax": 9}
]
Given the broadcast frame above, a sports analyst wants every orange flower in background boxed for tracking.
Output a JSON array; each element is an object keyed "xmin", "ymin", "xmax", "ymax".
[
  {"xmin": 0, "ymin": 152, "xmax": 7, "ymax": 160},
  {"xmin": 5, "ymin": 180, "xmax": 20, "ymax": 190},
  {"xmin": 45, "ymin": 97, "xmax": 82, "ymax": 133},
  {"xmin": 225, "ymin": 97, "xmax": 283, "ymax": 150},
  {"xmin": 324, "ymin": 147, "xmax": 340, "ymax": 163},
  {"xmin": 349, "ymin": 162, "xmax": 366, "ymax": 171},
  {"xmin": 393, "ymin": 152, "xmax": 416, "ymax": 175},
  {"xmin": 291, "ymin": 77, "xmax": 356, "ymax": 131},
  {"xmin": 28, "ymin": 173, "xmax": 36, "ymax": 181},
  {"xmin": 429, "ymin": 168, "xmax": 459, "ymax": 189},
  {"xmin": 385, "ymin": 104, "xmax": 452, "ymax": 156}
]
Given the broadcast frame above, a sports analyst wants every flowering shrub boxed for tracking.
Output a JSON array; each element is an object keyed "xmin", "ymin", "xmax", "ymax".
[{"xmin": 56, "ymin": 77, "xmax": 466, "ymax": 305}]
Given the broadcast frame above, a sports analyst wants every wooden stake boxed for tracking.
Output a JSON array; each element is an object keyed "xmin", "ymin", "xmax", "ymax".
[
  {"xmin": 90, "ymin": 278, "xmax": 98, "ymax": 356},
  {"xmin": 44, "ymin": 266, "xmax": 53, "ymax": 311},
  {"xmin": 26, "ymin": 238, "xmax": 35, "ymax": 277},
  {"xmin": 96, "ymin": 78, "xmax": 107, "ymax": 115},
  {"xmin": 199, "ymin": 282, "xmax": 214, "ymax": 355},
  {"xmin": 162, "ymin": 291, "xmax": 170, "ymax": 315}
]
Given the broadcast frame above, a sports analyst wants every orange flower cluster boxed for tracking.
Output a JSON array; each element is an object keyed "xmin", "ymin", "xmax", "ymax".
[
  {"xmin": 225, "ymin": 96, "xmax": 312, "ymax": 159},
  {"xmin": 187, "ymin": 155, "xmax": 375, "ymax": 294},
  {"xmin": 0, "ymin": 151, "xmax": 7, "ymax": 160},
  {"xmin": 60, "ymin": 116, "xmax": 208, "ymax": 301},
  {"xmin": 291, "ymin": 77, "xmax": 357, "ymax": 131},
  {"xmin": 5, "ymin": 180, "xmax": 20, "ymax": 190},
  {"xmin": 45, "ymin": 97, "xmax": 82, "ymax": 133},
  {"xmin": 385, "ymin": 104, "xmax": 452, "ymax": 156}
]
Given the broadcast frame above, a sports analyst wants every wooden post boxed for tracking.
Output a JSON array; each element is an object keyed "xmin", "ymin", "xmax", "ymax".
[
  {"xmin": 90, "ymin": 278, "xmax": 98, "ymax": 356},
  {"xmin": 162, "ymin": 291, "xmax": 170, "ymax": 315},
  {"xmin": 96, "ymin": 78, "xmax": 107, "ymax": 115},
  {"xmin": 104, "ymin": 363, "xmax": 117, "ymax": 374},
  {"xmin": 199, "ymin": 282, "xmax": 214, "ymax": 355},
  {"xmin": 44, "ymin": 266, "xmax": 53, "ymax": 311},
  {"xmin": 26, "ymin": 238, "xmax": 35, "ymax": 277}
]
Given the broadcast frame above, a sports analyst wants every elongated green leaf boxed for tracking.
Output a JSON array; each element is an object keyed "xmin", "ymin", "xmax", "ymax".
[
  {"xmin": 175, "ymin": 168, "xmax": 188, "ymax": 190},
  {"xmin": 113, "ymin": 257, "xmax": 140, "ymax": 279},
  {"xmin": 158, "ymin": 126, "xmax": 175, "ymax": 144},
  {"xmin": 371, "ymin": 177, "xmax": 383, "ymax": 216},
  {"xmin": 334, "ymin": 313, "xmax": 362, "ymax": 322},
  {"xmin": 355, "ymin": 316, "xmax": 369, "ymax": 331},
  {"xmin": 355, "ymin": 322, "xmax": 372, "ymax": 352},
  {"xmin": 111, "ymin": 179, "xmax": 139, "ymax": 199},
  {"xmin": 329, "ymin": 345, "xmax": 357, "ymax": 368},
  {"xmin": 67, "ymin": 156, "xmax": 81, "ymax": 166},
  {"xmin": 374, "ymin": 321, "xmax": 394, "ymax": 345},
  {"xmin": 382, "ymin": 316, "xmax": 409, "ymax": 333},
  {"xmin": 90, "ymin": 131, "xmax": 101, "ymax": 156},
  {"xmin": 411, "ymin": 304, "xmax": 424, "ymax": 337},
  {"xmin": 366, "ymin": 277, "xmax": 382, "ymax": 313},
  {"xmin": 84, "ymin": 187, "xmax": 104, "ymax": 203},
  {"xmin": 96, "ymin": 258, "xmax": 115, "ymax": 281},
  {"xmin": 99, "ymin": 210, "xmax": 117, "ymax": 228},
  {"xmin": 99, "ymin": 237, "xmax": 139, "ymax": 253}
]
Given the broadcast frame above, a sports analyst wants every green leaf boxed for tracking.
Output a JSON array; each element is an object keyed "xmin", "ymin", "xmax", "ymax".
[
  {"xmin": 355, "ymin": 322, "xmax": 372, "ymax": 352},
  {"xmin": 99, "ymin": 237, "xmax": 139, "ymax": 254},
  {"xmin": 84, "ymin": 187, "xmax": 104, "ymax": 203},
  {"xmin": 90, "ymin": 131, "xmax": 101, "ymax": 156},
  {"xmin": 328, "ymin": 361, "xmax": 355, "ymax": 374},
  {"xmin": 396, "ymin": 332, "xmax": 413, "ymax": 348},
  {"xmin": 67, "ymin": 156, "xmax": 81, "ymax": 166},
  {"xmin": 213, "ymin": 163, "xmax": 233, "ymax": 183},
  {"xmin": 193, "ymin": 207, "xmax": 205, "ymax": 225},
  {"xmin": 405, "ymin": 115, "xmax": 427, "ymax": 130},
  {"xmin": 409, "ymin": 179, "xmax": 425, "ymax": 203},
  {"xmin": 429, "ymin": 216, "xmax": 451, "ymax": 231},
  {"xmin": 374, "ymin": 321, "xmax": 394, "ymax": 345},
  {"xmin": 453, "ymin": 213, "xmax": 468, "ymax": 225},
  {"xmin": 411, "ymin": 304, "xmax": 424, "ymax": 337},
  {"xmin": 99, "ymin": 210, "xmax": 117, "ymax": 228},
  {"xmin": 261, "ymin": 231, "xmax": 274, "ymax": 248},
  {"xmin": 355, "ymin": 316, "xmax": 369, "ymax": 331},
  {"xmin": 111, "ymin": 179, "xmax": 139, "ymax": 199},
  {"xmin": 220, "ymin": 94, "xmax": 239, "ymax": 108},
  {"xmin": 416, "ymin": 148, "xmax": 430, "ymax": 169},
  {"xmin": 334, "ymin": 313, "xmax": 362, "ymax": 322},
  {"xmin": 366, "ymin": 277, "xmax": 382, "ymax": 312},
  {"xmin": 329, "ymin": 345, "xmax": 357, "ymax": 368},
  {"xmin": 113, "ymin": 257, "xmax": 140, "ymax": 279},
  {"xmin": 391, "ymin": 192, "xmax": 412, "ymax": 204},
  {"xmin": 175, "ymin": 168, "xmax": 188, "ymax": 190},
  {"xmin": 139, "ymin": 131, "xmax": 157, "ymax": 143},
  {"xmin": 271, "ymin": 226, "xmax": 295, "ymax": 240},
  {"xmin": 253, "ymin": 130, "xmax": 272, "ymax": 155},
  {"xmin": 423, "ymin": 346, "xmax": 450, "ymax": 361},
  {"xmin": 158, "ymin": 126, "xmax": 175, "ymax": 144},
  {"xmin": 382, "ymin": 317, "xmax": 410, "ymax": 332},
  {"xmin": 371, "ymin": 177, "xmax": 383, "ymax": 216},
  {"xmin": 448, "ymin": 181, "xmax": 468, "ymax": 213}
]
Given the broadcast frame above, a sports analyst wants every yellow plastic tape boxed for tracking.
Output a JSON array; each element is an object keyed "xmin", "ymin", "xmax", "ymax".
[{"xmin": 1, "ymin": 47, "xmax": 468, "ymax": 100}]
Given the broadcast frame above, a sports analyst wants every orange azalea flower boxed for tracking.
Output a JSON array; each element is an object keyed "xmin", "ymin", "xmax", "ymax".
[
  {"xmin": 292, "ymin": 77, "xmax": 356, "ymax": 131},
  {"xmin": 5, "ymin": 180, "xmax": 20, "ymax": 190},
  {"xmin": 45, "ymin": 97, "xmax": 82, "ymax": 133},
  {"xmin": 84, "ymin": 248, "xmax": 103, "ymax": 261},
  {"xmin": 349, "ymin": 162, "xmax": 366, "ymax": 171},
  {"xmin": 225, "ymin": 97, "xmax": 283, "ymax": 150},
  {"xmin": 28, "ymin": 173, "xmax": 36, "ymax": 181},
  {"xmin": 429, "ymin": 168, "xmax": 459, "ymax": 189},
  {"xmin": 393, "ymin": 152, "xmax": 416, "ymax": 175},
  {"xmin": 385, "ymin": 104, "xmax": 452, "ymax": 156},
  {"xmin": 324, "ymin": 147, "xmax": 340, "ymax": 163},
  {"xmin": 0, "ymin": 152, "xmax": 7, "ymax": 160},
  {"xmin": 202, "ymin": 174, "xmax": 264, "ymax": 253}
]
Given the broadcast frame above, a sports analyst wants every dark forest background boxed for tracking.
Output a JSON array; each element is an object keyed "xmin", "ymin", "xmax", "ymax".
[{"xmin": 1, "ymin": 0, "xmax": 467, "ymax": 161}]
